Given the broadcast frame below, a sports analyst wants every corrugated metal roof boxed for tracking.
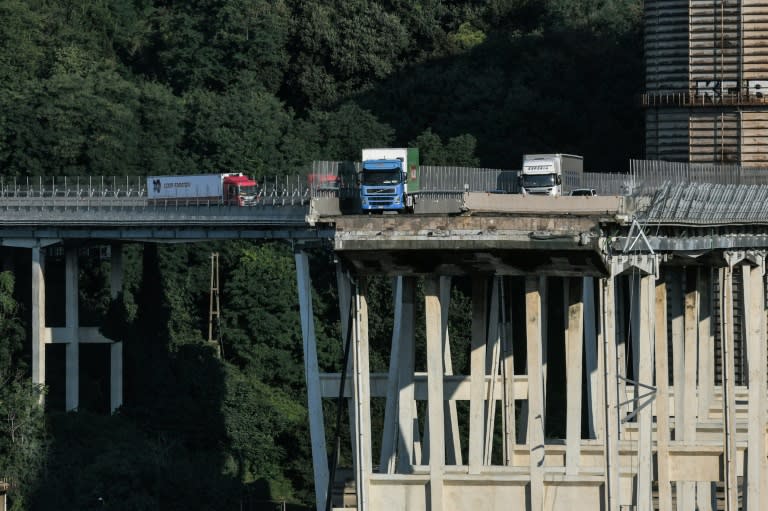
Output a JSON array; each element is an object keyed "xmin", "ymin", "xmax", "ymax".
[{"xmin": 642, "ymin": 183, "xmax": 768, "ymax": 225}]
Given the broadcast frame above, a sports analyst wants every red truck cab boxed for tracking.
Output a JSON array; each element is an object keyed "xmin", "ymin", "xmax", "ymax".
[{"xmin": 223, "ymin": 174, "xmax": 259, "ymax": 206}]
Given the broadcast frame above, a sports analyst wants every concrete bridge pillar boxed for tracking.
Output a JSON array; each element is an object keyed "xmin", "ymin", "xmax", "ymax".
[
  {"xmin": 65, "ymin": 246, "xmax": 79, "ymax": 411},
  {"xmin": 31, "ymin": 245, "xmax": 45, "ymax": 402},
  {"xmin": 109, "ymin": 243, "xmax": 123, "ymax": 413},
  {"xmin": 30, "ymin": 243, "xmax": 124, "ymax": 413}
]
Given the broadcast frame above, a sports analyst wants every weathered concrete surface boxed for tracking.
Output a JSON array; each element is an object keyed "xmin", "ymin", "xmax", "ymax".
[
  {"xmin": 333, "ymin": 215, "xmax": 611, "ymax": 276},
  {"xmin": 463, "ymin": 192, "xmax": 625, "ymax": 217}
]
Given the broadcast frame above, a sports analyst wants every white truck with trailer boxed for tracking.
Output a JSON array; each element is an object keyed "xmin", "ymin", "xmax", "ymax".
[
  {"xmin": 519, "ymin": 153, "xmax": 583, "ymax": 197},
  {"xmin": 147, "ymin": 173, "xmax": 258, "ymax": 206}
]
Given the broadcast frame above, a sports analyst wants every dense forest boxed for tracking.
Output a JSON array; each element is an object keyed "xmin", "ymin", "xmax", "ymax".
[{"xmin": 0, "ymin": 1, "xmax": 644, "ymax": 509}]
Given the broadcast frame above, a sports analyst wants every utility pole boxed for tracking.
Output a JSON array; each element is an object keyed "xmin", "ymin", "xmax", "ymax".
[{"xmin": 208, "ymin": 252, "xmax": 222, "ymax": 357}]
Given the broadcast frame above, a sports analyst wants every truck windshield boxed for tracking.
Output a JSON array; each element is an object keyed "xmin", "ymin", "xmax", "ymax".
[
  {"xmin": 361, "ymin": 171, "xmax": 402, "ymax": 186},
  {"xmin": 239, "ymin": 185, "xmax": 257, "ymax": 196},
  {"xmin": 522, "ymin": 174, "xmax": 556, "ymax": 187}
]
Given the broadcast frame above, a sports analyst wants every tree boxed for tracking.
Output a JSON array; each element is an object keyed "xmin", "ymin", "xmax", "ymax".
[
  {"xmin": 300, "ymin": 103, "xmax": 395, "ymax": 161},
  {"xmin": 0, "ymin": 1, "xmax": 46, "ymax": 85},
  {"xmin": 0, "ymin": 272, "xmax": 46, "ymax": 510},
  {"xmin": 285, "ymin": 0, "xmax": 409, "ymax": 109},
  {"xmin": 410, "ymin": 129, "xmax": 480, "ymax": 166},
  {"xmin": 182, "ymin": 87, "xmax": 302, "ymax": 176},
  {"xmin": 3, "ymin": 67, "xmax": 144, "ymax": 176},
  {"xmin": 221, "ymin": 243, "xmax": 303, "ymax": 387},
  {"xmin": 222, "ymin": 367, "xmax": 307, "ymax": 500}
]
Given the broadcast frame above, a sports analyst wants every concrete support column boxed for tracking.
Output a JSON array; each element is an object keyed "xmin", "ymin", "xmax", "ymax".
[
  {"xmin": 617, "ymin": 276, "xmax": 629, "ymax": 419},
  {"xmin": 654, "ymin": 274, "xmax": 673, "ymax": 511},
  {"xmin": 696, "ymin": 267, "xmax": 715, "ymax": 510},
  {"xmin": 501, "ymin": 277, "xmax": 516, "ymax": 466},
  {"xmin": 336, "ymin": 266, "xmax": 357, "ymax": 475},
  {"xmin": 525, "ymin": 276, "xmax": 545, "ymax": 511},
  {"xmin": 380, "ymin": 277, "xmax": 403, "ymax": 474},
  {"xmin": 396, "ymin": 277, "xmax": 417, "ymax": 473},
  {"xmin": 110, "ymin": 343, "xmax": 122, "ymax": 414},
  {"xmin": 439, "ymin": 276, "xmax": 462, "ymax": 466},
  {"xmin": 483, "ymin": 277, "xmax": 501, "ymax": 466},
  {"xmin": 110, "ymin": 243, "xmax": 123, "ymax": 413},
  {"xmin": 352, "ymin": 276, "xmax": 372, "ymax": 511},
  {"xmin": 424, "ymin": 276, "xmax": 444, "ymax": 511},
  {"xmin": 110, "ymin": 243, "xmax": 123, "ymax": 299},
  {"xmin": 720, "ymin": 264, "xmax": 738, "ymax": 511},
  {"xmin": 65, "ymin": 247, "xmax": 79, "ymax": 411},
  {"xmin": 31, "ymin": 245, "xmax": 45, "ymax": 399},
  {"xmin": 697, "ymin": 267, "xmax": 714, "ymax": 421},
  {"xmin": 583, "ymin": 277, "xmax": 602, "ymax": 439},
  {"xmin": 601, "ymin": 276, "xmax": 620, "ymax": 511},
  {"xmin": 636, "ymin": 274, "xmax": 655, "ymax": 511},
  {"xmin": 295, "ymin": 252, "xmax": 328, "ymax": 511},
  {"xmin": 668, "ymin": 269, "xmax": 684, "ymax": 439},
  {"xmin": 564, "ymin": 277, "xmax": 584, "ymax": 475},
  {"xmin": 469, "ymin": 276, "xmax": 487, "ymax": 474},
  {"xmin": 744, "ymin": 262, "xmax": 767, "ymax": 510},
  {"xmin": 680, "ymin": 267, "xmax": 699, "ymax": 511}
]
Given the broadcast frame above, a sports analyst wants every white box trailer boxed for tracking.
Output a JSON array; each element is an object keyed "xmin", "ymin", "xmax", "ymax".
[{"xmin": 147, "ymin": 174, "xmax": 228, "ymax": 200}]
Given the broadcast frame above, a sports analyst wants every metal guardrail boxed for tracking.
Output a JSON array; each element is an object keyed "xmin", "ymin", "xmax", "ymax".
[
  {"xmin": 311, "ymin": 161, "xmax": 636, "ymax": 197},
  {"xmin": 0, "ymin": 175, "xmax": 311, "ymax": 208},
  {"xmin": 629, "ymin": 159, "xmax": 768, "ymax": 195},
  {"xmin": 2, "ymin": 160, "xmax": 725, "ymax": 219},
  {"xmin": 309, "ymin": 161, "xmax": 521, "ymax": 195},
  {"xmin": 642, "ymin": 91, "xmax": 768, "ymax": 107}
]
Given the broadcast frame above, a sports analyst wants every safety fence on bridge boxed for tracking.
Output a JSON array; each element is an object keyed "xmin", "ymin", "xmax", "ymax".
[
  {"xmin": 0, "ymin": 175, "xmax": 311, "ymax": 208},
  {"xmin": 310, "ymin": 160, "xmax": 634, "ymax": 197},
  {"xmin": 309, "ymin": 160, "xmax": 520, "ymax": 196},
  {"xmin": 7, "ymin": 159, "xmax": 750, "ymax": 210},
  {"xmin": 629, "ymin": 159, "xmax": 768, "ymax": 194}
]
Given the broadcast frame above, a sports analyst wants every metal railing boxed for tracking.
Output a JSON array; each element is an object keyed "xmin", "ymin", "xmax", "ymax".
[
  {"xmin": 0, "ymin": 175, "xmax": 311, "ymax": 208},
  {"xmin": 582, "ymin": 172, "xmax": 635, "ymax": 196},
  {"xmin": 309, "ymin": 161, "xmax": 520, "ymax": 196},
  {"xmin": 629, "ymin": 159, "xmax": 768, "ymax": 195},
  {"xmin": 642, "ymin": 90, "xmax": 768, "ymax": 107}
]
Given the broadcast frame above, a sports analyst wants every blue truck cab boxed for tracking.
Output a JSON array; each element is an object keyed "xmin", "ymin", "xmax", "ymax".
[{"xmin": 359, "ymin": 148, "xmax": 420, "ymax": 212}]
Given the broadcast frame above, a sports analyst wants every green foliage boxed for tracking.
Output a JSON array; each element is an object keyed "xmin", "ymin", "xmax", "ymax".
[
  {"xmin": 0, "ymin": 377, "xmax": 46, "ymax": 511},
  {"xmin": 447, "ymin": 22, "xmax": 487, "ymax": 52},
  {"xmin": 222, "ymin": 243, "xmax": 303, "ymax": 386},
  {"xmin": 0, "ymin": 1, "xmax": 46, "ymax": 85},
  {"xmin": 31, "ymin": 412, "xmax": 237, "ymax": 511},
  {"xmin": 2, "ymin": 68, "xmax": 143, "ymax": 176},
  {"xmin": 222, "ymin": 367, "xmax": 305, "ymax": 489},
  {"xmin": 548, "ymin": 0, "xmax": 642, "ymax": 37},
  {"xmin": 286, "ymin": 0, "xmax": 409, "ymax": 108},
  {"xmin": 0, "ymin": 273, "xmax": 24, "ymax": 375},
  {"xmin": 300, "ymin": 103, "xmax": 395, "ymax": 161},
  {"xmin": 411, "ymin": 129, "xmax": 480, "ymax": 166},
  {"xmin": 136, "ymin": 82, "xmax": 187, "ymax": 176},
  {"xmin": 213, "ymin": 0, "xmax": 292, "ymax": 93},
  {"xmin": 0, "ymin": 272, "xmax": 46, "ymax": 510},
  {"xmin": 182, "ymin": 87, "xmax": 300, "ymax": 176}
]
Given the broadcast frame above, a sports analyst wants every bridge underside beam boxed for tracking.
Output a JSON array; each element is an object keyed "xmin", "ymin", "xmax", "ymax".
[
  {"xmin": 333, "ymin": 215, "xmax": 609, "ymax": 277},
  {"xmin": 337, "ymin": 249, "xmax": 607, "ymax": 277}
]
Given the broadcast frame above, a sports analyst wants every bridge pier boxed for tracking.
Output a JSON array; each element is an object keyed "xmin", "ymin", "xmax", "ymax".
[
  {"xmin": 65, "ymin": 247, "xmax": 79, "ymax": 411},
  {"xmin": 109, "ymin": 244, "xmax": 123, "ymax": 413},
  {"xmin": 30, "ymin": 243, "xmax": 124, "ymax": 413},
  {"xmin": 295, "ymin": 213, "xmax": 768, "ymax": 511},
  {"xmin": 31, "ymin": 245, "xmax": 46, "ymax": 402}
]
